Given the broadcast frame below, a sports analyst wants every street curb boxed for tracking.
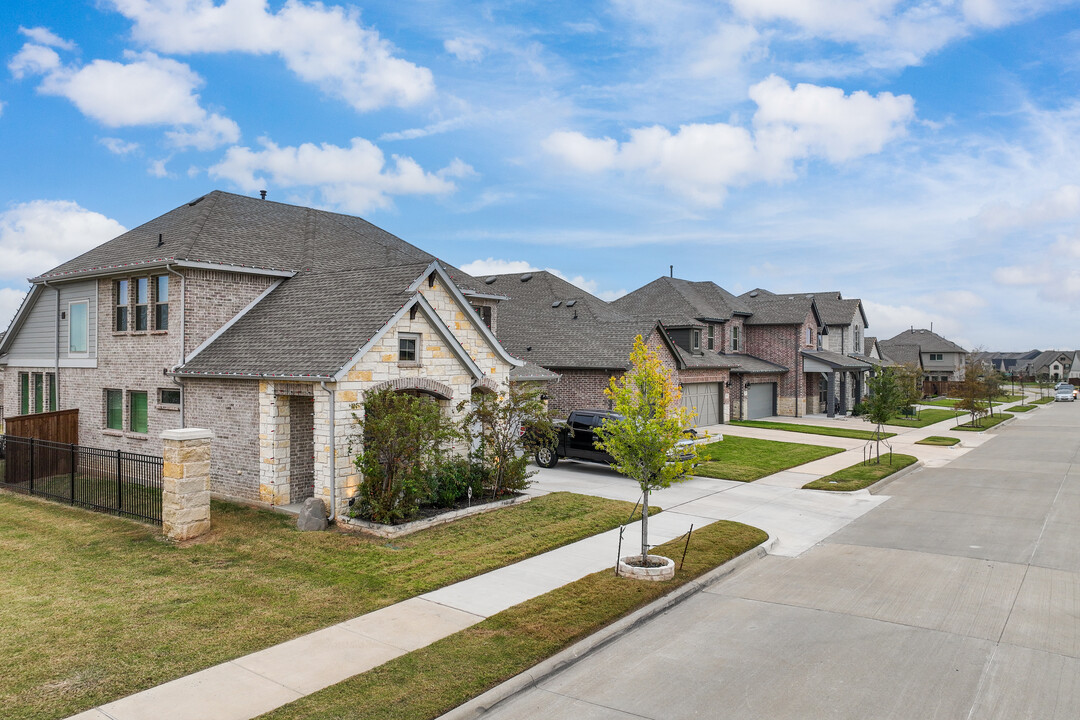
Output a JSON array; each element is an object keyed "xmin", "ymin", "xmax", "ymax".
[
  {"xmin": 868, "ymin": 459, "xmax": 924, "ymax": 494},
  {"xmin": 436, "ymin": 535, "xmax": 776, "ymax": 720}
]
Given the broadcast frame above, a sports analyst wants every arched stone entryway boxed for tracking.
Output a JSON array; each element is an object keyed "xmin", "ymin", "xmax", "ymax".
[{"xmin": 369, "ymin": 377, "xmax": 455, "ymax": 400}]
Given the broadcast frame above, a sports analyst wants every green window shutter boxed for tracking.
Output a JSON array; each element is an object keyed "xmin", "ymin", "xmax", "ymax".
[
  {"xmin": 130, "ymin": 391, "xmax": 148, "ymax": 433},
  {"xmin": 20, "ymin": 373, "xmax": 29, "ymax": 415},
  {"xmin": 107, "ymin": 390, "xmax": 123, "ymax": 430},
  {"xmin": 34, "ymin": 374, "xmax": 44, "ymax": 413}
]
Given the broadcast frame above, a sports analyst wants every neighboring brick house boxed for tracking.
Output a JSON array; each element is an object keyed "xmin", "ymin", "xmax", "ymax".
[
  {"xmin": 0, "ymin": 191, "xmax": 520, "ymax": 517},
  {"xmin": 482, "ymin": 271, "xmax": 739, "ymax": 426},
  {"xmin": 1027, "ymin": 350, "xmax": 1073, "ymax": 382},
  {"xmin": 879, "ymin": 329, "xmax": 967, "ymax": 383}
]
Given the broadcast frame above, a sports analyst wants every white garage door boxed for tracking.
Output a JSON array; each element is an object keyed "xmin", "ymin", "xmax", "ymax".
[
  {"xmin": 747, "ymin": 383, "xmax": 775, "ymax": 420},
  {"xmin": 681, "ymin": 383, "xmax": 721, "ymax": 427}
]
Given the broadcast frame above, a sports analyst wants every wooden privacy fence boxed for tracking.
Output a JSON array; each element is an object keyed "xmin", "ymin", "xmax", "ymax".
[
  {"xmin": 922, "ymin": 380, "xmax": 964, "ymax": 398},
  {"xmin": 3, "ymin": 408, "xmax": 79, "ymax": 444}
]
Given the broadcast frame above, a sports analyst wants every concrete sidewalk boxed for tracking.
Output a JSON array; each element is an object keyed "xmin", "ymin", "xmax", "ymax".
[{"xmin": 69, "ymin": 413, "xmax": 994, "ymax": 720}]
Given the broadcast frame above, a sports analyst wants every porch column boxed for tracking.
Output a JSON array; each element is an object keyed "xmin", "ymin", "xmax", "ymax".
[
  {"xmin": 839, "ymin": 373, "xmax": 848, "ymax": 414},
  {"xmin": 161, "ymin": 428, "xmax": 213, "ymax": 542},
  {"xmin": 826, "ymin": 371, "xmax": 837, "ymax": 418},
  {"xmin": 855, "ymin": 373, "xmax": 863, "ymax": 404}
]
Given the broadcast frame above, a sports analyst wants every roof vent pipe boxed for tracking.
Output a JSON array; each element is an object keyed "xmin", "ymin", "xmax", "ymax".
[
  {"xmin": 669, "ymin": 265, "xmax": 673, "ymax": 278},
  {"xmin": 158, "ymin": 233, "xmax": 164, "ymax": 247},
  {"xmin": 260, "ymin": 190, "xmax": 267, "ymax": 200}
]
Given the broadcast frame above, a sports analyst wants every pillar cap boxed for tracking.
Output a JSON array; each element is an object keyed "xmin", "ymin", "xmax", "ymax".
[{"xmin": 161, "ymin": 428, "xmax": 214, "ymax": 441}]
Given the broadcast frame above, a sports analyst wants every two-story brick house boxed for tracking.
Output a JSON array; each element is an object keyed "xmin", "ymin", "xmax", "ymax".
[
  {"xmin": 0, "ymin": 191, "xmax": 520, "ymax": 517},
  {"xmin": 879, "ymin": 329, "xmax": 966, "ymax": 383}
]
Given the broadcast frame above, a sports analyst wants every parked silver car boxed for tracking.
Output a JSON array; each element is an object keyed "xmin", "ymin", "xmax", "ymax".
[{"xmin": 1054, "ymin": 386, "xmax": 1075, "ymax": 402}]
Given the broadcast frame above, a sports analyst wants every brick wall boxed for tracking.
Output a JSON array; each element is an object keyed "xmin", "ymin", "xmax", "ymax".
[
  {"xmin": 545, "ymin": 369, "xmax": 619, "ymax": 415},
  {"xmin": 289, "ymin": 395, "xmax": 315, "ymax": 503},
  {"xmin": 183, "ymin": 269, "xmax": 276, "ymax": 352},
  {"xmin": 183, "ymin": 377, "xmax": 261, "ymax": 501}
]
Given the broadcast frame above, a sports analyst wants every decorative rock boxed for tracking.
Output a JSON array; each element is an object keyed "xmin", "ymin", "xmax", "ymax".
[
  {"xmin": 297, "ymin": 497, "xmax": 328, "ymax": 531},
  {"xmin": 618, "ymin": 554, "xmax": 676, "ymax": 581}
]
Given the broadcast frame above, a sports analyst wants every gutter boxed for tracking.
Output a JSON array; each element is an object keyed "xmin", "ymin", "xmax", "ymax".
[
  {"xmin": 165, "ymin": 264, "xmax": 186, "ymax": 427},
  {"xmin": 41, "ymin": 279, "xmax": 60, "ymax": 407},
  {"xmin": 319, "ymin": 381, "xmax": 337, "ymax": 521}
]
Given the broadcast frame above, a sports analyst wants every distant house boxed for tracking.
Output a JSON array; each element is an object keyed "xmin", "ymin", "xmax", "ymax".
[
  {"xmin": 1028, "ymin": 350, "xmax": 1073, "ymax": 382},
  {"xmin": 0, "ymin": 191, "xmax": 520, "ymax": 515},
  {"xmin": 879, "ymin": 329, "xmax": 966, "ymax": 382}
]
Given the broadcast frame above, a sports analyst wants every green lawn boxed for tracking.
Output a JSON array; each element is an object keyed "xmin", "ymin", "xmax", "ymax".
[
  {"xmin": 729, "ymin": 420, "xmax": 894, "ymax": 441},
  {"xmin": 915, "ymin": 436, "xmax": 961, "ymax": 447},
  {"xmin": 694, "ymin": 436, "xmax": 843, "ymax": 482},
  {"xmin": 885, "ymin": 408, "xmax": 961, "ymax": 428},
  {"xmin": 953, "ymin": 412, "xmax": 1014, "ymax": 431},
  {"xmin": 921, "ymin": 398, "xmax": 1005, "ymax": 408},
  {"xmin": 1032, "ymin": 397, "xmax": 1055, "ymax": 405},
  {"xmin": 802, "ymin": 454, "xmax": 918, "ymax": 491},
  {"xmin": 256, "ymin": 520, "xmax": 768, "ymax": 720},
  {"xmin": 0, "ymin": 491, "xmax": 645, "ymax": 720},
  {"xmin": 1008, "ymin": 405, "xmax": 1037, "ymax": 413},
  {"xmin": 993, "ymin": 394, "xmax": 1024, "ymax": 402}
]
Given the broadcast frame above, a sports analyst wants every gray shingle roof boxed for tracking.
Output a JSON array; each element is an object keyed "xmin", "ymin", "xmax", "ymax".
[
  {"xmin": 881, "ymin": 329, "xmax": 966, "ymax": 355},
  {"xmin": 728, "ymin": 354, "xmax": 788, "ymax": 374},
  {"xmin": 180, "ymin": 263, "xmax": 427, "ymax": 378},
  {"xmin": 802, "ymin": 349, "xmax": 871, "ymax": 370},
  {"xmin": 510, "ymin": 363, "xmax": 561, "ymax": 382},
  {"xmin": 739, "ymin": 293, "xmax": 820, "ymax": 326},
  {"xmin": 878, "ymin": 343, "xmax": 921, "ymax": 367},
  {"xmin": 33, "ymin": 190, "xmax": 480, "ymax": 292},
  {"xmin": 612, "ymin": 277, "xmax": 752, "ymax": 325}
]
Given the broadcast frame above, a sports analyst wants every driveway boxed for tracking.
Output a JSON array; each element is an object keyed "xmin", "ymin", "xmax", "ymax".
[{"xmin": 474, "ymin": 403, "xmax": 1080, "ymax": 719}]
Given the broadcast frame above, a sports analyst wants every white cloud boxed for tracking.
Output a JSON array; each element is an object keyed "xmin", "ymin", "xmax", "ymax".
[
  {"xmin": 99, "ymin": 137, "xmax": 140, "ymax": 155},
  {"xmin": 19, "ymin": 25, "xmax": 77, "ymax": 50},
  {"xmin": 148, "ymin": 158, "xmax": 170, "ymax": 177},
  {"xmin": 209, "ymin": 136, "xmax": 459, "ymax": 213},
  {"xmin": 917, "ymin": 290, "xmax": 987, "ymax": 314},
  {"xmin": 445, "ymin": 37, "xmax": 486, "ymax": 62},
  {"xmin": 975, "ymin": 184, "xmax": 1080, "ymax": 233},
  {"xmin": 10, "ymin": 37, "xmax": 240, "ymax": 150},
  {"xmin": 458, "ymin": 258, "xmax": 626, "ymax": 300},
  {"xmin": 0, "ymin": 200, "xmax": 126, "ymax": 281},
  {"xmin": 0, "ymin": 287, "xmax": 30, "ymax": 330},
  {"xmin": 110, "ymin": 0, "xmax": 435, "ymax": 112},
  {"xmin": 994, "ymin": 232, "xmax": 1080, "ymax": 305},
  {"xmin": 543, "ymin": 75, "xmax": 914, "ymax": 205},
  {"xmin": 863, "ymin": 300, "xmax": 959, "ymax": 343}
]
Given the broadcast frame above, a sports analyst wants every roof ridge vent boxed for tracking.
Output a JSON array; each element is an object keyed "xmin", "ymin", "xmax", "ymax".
[
  {"xmin": 187, "ymin": 195, "xmax": 206, "ymax": 207},
  {"xmin": 520, "ymin": 273, "xmax": 533, "ymax": 282},
  {"xmin": 748, "ymin": 291, "xmax": 759, "ymax": 298},
  {"xmin": 566, "ymin": 300, "xmax": 577, "ymax": 307},
  {"xmin": 552, "ymin": 301, "xmax": 562, "ymax": 308},
  {"xmin": 484, "ymin": 276, "xmax": 497, "ymax": 284}
]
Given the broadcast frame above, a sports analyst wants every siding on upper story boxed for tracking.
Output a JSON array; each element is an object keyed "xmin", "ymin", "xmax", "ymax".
[{"xmin": 5, "ymin": 280, "xmax": 98, "ymax": 368}]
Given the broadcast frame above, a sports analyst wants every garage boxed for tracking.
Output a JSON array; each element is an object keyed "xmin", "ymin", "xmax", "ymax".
[
  {"xmin": 747, "ymin": 383, "xmax": 776, "ymax": 420},
  {"xmin": 681, "ymin": 382, "xmax": 722, "ymax": 427}
]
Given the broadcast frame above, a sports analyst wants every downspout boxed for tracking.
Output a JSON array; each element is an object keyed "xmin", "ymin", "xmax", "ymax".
[
  {"xmin": 319, "ymin": 381, "xmax": 337, "ymax": 521},
  {"xmin": 42, "ymin": 280, "xmax": 60, "ymax": 408},
  {"xmin": 794, "ymin": 326, "xmax": 800, "ymax": 418},
  {"xmin": 165, "ymin": 265, "xmax": 186, "ymax": 428}
]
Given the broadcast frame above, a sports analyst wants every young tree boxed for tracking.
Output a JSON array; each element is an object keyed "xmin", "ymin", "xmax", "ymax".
[
  {"xmin": 894, "ymin": 363, "xmax": 923, "ymax": 417},
  {"xmin": 458, "ymin": 381, "xmax": 556, "ymax": 499},
  {"xmin": 955, "ymin": 353, "xmax": 990, "ymax": 427},
  {"xmin": 983, "ymin": 367, "xmax": 1005, "ymax": 417},
  {"xmin": 862, "ymin": 368, "xmax": 902, "ymax": 463},
  {"xmin": 594, "ymin": 336, "xmax": 696, "ymax": 565},
  {"xmin": 349, "ymin": 388, "xmax": 459, "ymax": 524}
]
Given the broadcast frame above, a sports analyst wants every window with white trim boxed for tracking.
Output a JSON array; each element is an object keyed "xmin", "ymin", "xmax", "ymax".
[
  {"xmin": 69, "ymin": 300, "xmax": 89, "ymax": 354},
  {"xmin": 399, "ymin": 333, "xmax": 420, "ymax": 363}
]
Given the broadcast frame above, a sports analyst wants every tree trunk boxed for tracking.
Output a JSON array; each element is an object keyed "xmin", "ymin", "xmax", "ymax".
[{"xmin": 641, "ymin": 489, "xmax": 650, "ymax": 564}]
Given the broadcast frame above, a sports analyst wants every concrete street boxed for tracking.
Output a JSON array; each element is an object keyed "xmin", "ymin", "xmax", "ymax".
[{"xmin": 470, "ymin": 402, "xmax": 1080, "ymax": 720}]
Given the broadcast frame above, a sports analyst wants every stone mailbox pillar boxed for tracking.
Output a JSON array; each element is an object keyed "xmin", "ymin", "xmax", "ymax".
[{"xmin": 161, "ymin": 428, "xmax": 214, "ymax": 541}]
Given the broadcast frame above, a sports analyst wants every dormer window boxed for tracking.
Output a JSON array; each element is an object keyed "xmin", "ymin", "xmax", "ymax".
[
  {"xmin": 691, "ymin": 329, "xmax": 701, "ymax": 353},
  {"xmin": 806, "ymin": 327, "xmax": 813, "ymax": 346},
  {"xmin": 930, "ymin": 353, "xmax": 943, "ymax": 361},
  {"xmin": 707, "ymin": 325, "xmax": 714, "ymax": 350},
  {"xmin": 731, "ymin": 326, "xmax": 740, "ymax": 352},
  {"xmin": 472, "ymin": 304, "xmax": 492, "ymax": 329}
]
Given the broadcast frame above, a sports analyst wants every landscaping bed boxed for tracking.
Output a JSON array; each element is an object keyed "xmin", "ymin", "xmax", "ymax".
[
  {"xmin": 915, "ymin": 436, "xmax": 960, "ymax": 447},
  {"xmin": 802, "ymin": 454, "xmax": 919, "ymax": 491},
  {"xmin": 885, "ymin": 408, "xmax": 961, "ymax": 428},
  {"xmin": 729, "ymin": 420, "xmax": 893, "ymax": 441},
  {"xmin": 0, "ymin": 491, "xmax": 644, "ymax": 720},
  {"xmin": 953, "ymin": 412, "xmax": 1014, "ymax": 431},
  {"xmin": 694, "ymin": 436, "xmax": 843, "ymax": 482},
  {"xmin": 255, "ymin": 519, "xmax": 769, "ymax": 720}
]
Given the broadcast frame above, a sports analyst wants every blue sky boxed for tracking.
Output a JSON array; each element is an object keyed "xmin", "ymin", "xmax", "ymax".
[{"xmin": 2, "ymin": 0, "xmax": 1080, "ymax": 351}]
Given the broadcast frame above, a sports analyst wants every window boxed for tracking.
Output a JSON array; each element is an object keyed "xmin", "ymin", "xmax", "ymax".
[
  {"xmin": 154, "ymin": 275, "xmax": 169, "ymax": 330},
  {"xmin": 691, "ymin": 329, "xmax": 701, "ymax": 353},
  {"xmin": 47, "ymin": 373, "xmax": 57, "ymax": 411},
  {"xmin": 930, "ymin": 353, "xmax": 943, "ymax": 361},
  {"xmin": 135, "ymin": 277, "xmax": 149, "ymax": 331},
  {"xmin": 472, "ymin": 304, "xmax": 492, "ymax": 329},
  {"xmin": 159, "ymin": 388, "xmax": 181, "ymax": 405},
  {"xmin": 69, "ymin": 300, "xmax": 88, "ymax": 354},
  {"xmin": 33, "ymin": 374, "xmax": 44, "ymax": 413},
  {"xmin": 106, "ymin": 389, "xmax": 123, "ymax": 430},
  {"xmin": 707, "ymin": 325, "xmax": 714, "ymax": 350},
  {"xmin": 399, "ymin": 333, "xmax": 419, "ymax": 363},
  {"xmin": 805, "ymin": 327, "xmax": 813, "ymax": 346},
  {"xmin": 20, "ymin": 372, "xmax": 29, "ymax": 415},
  {"xmin": 115, "ymin": 279, "xmax": 129, "ymax": 331},
  {"xmin": 854, "ymin": 328, "xmax": 861, "ymax": 353},
  {"xmin": 731, "ymin": 326, "xmax": 740, "ymax": 352},
  {"xmin": 129, "ymin": 391, "xmax": 148, "ymax": 434}
]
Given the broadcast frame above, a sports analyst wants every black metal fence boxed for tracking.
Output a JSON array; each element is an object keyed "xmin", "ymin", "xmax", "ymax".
[{"xmin": 0, "ymin": 434, "xmax": 163, "ymax": 524}]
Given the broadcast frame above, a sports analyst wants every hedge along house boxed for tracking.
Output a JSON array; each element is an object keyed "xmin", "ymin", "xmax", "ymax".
[
  {"xmin": 0, "ymin": 191, "xmax": 519, "ymax": 518},
  {"xmin": 483, "ymin": 271, "xmax": 739, "ymax": 427}
]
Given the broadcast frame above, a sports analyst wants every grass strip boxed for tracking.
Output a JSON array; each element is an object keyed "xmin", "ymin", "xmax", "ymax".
[
  {"xmin": 729, "ymin": 420, "xmax": 893, "ymax": 440},
  {"xmin": 1008, "ymin": 405, "xmax": 1037, "ymax": 413},
  {"xmin": 802, "ymin": 454, "xmax": 918, "ymax": 491},
  {"xmin": 921, "ymin": 398, "xmax": 1005, "ymax": 408},
  {"xmin": 884, "ymin": 408, "xmax": 961, "ymax": 428},
  {"xmin": 953, "ymin": 412, "xmax": 1014, "ymax": 431},
  {"xmin": 0, "ymin": 491, "xmax": 645, "ymax": 720},
  {"xmin": 257, "ymin": 520, "xmax": 768, "ymax": 720},
  {"xmin": 1031, "ymin": 397, "xmax": 1055, "ymax": 405},
  {"xmin": 694, "ymin": 436, "xmax": 843, "ymax": 482},
  {"xmin": 915, "ymin": 436, "xmax": 960, "ymax": 447}
]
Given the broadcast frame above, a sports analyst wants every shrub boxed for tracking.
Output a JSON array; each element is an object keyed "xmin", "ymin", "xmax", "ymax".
[{"xmin": 427, "ymin": 458, "xmax": 488, "ymax": 508}]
